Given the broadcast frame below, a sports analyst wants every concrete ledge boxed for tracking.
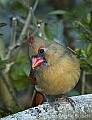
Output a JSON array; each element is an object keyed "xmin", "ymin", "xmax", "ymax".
[{"xmin": 1, "ymin": 94, "xmax": 92, "ymax": 120}]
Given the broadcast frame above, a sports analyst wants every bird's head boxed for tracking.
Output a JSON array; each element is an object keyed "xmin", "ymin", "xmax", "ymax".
[
  {"xmin": 28, "ymin": 35, "xmax": 53, "ymax": 69},
  {"xmin": 28, "ymin": 35, "xmax": 65, "ymax": 69},
  {"xmin": 31, "ymin": 46, "xmax": 48, "ymax": 68}
]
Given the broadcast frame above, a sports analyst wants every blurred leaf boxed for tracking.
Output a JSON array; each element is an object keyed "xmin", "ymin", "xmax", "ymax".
[
  {"xmin": 8, "ymin": 1, "xmax": 27, "ymax": 17},
  {"xmin": 77, "ymin": 36, "xmax": 86, "ymax": 40},
  {"xmin": 85, "ymin": 72, "xmax": 92, "ymax": 75},
  {"xmin": 23, "ymin": 63, "xmax": 31, "ymax": 77},
  {"xmin": 45, "ymin": 20, "xmax": 64, "ymax": 43},
  {"xmin": 9, "ymin": 63, "xmax": 22, "ymax": 80},
  {"xmin": 0, "ymin": 33, "xmax": 3, "ymax": 36},
  {"xmin": 75, "ymin": 48, "xmax": 81, "ymax": 57},
  {"xmin": 44, "ymin": 24, "xmax": 53, "ymax": 40},
  {"xmin": 48, "ymin": 10, "xmax": 69, "ymax": 16},
  {"xmin": 12, "ymin": 46, "xmax": 28, "ymax": 63},
  {"xmin": 13, "ymin": 76, "xmax": 28, "ymax": 91},
  {"xmin": 0, "ymin": 106, "xmax": 22, "ymax": 117},
  {"xmin": 86, "ymin": 13, "xmax": 91, "ymax": 23},
  {"xmin": 0, "ymin": 0, "xmax": 9, "ymax": 4},
  {"xmin": 0, "ymin": 23, "xmax": 7, "ymax": 28},
  {"xmin": 87, "ymin": 53, "xmax": 92, "ymax": 62},
  {"xmin": 0, "ymin": 107, "xmax": 12, "ymax": 117},
  {"xmin": 87, "ymin": 43, "xmax": 92, "ymax": 54},
  {"xmin": 81, "ymin": 49, "xmax": 87, "ymax": 58},
  {"xmin": 0, "ymin": 58, "xmax": 8, "ymax": 70},
  {"xmin": 15, "ymin": 55, "xmax": 27, "ymax": 63},
  {"xmin": 73, "ymin": 2, "xmax": 92, "ymax": 20},
  {"xmin": 9, "ymin": 63, "xmax": 29, "ymax": 90}
]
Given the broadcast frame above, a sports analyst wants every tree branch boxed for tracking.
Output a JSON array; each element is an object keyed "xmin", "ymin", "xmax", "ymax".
[
  {"xmin": 81, "ymin": 70, "xmax": 86, "ymax": 94},
  {"xmin": 1, "ymin": 94, "xmax": 92, "ymax": 120},
  {"xmin": 18, "ymin": 7, "xmax": 32, "ymax": 44},
  {"xmin": 0, "ymin": 31, "xmax": 6, "ymax": 59},
  {"xmin": 10, "ymin": 17, "xmax": 17, "ymax": 47},
  {"xmin": 5, "ymin": 17, "xmax": 18, "ymax": 60},
  {"xmin": 0, "ymin": 70, "xmax": 20, "ymax": 108}
]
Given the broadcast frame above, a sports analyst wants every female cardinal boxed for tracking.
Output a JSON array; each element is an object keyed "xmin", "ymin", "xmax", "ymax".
[{"xmin": 28, "ymin": 36, "xmax": 80, "ymax": 107}]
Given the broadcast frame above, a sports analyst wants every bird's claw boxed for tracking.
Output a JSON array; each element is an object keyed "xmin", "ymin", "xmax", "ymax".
[{"xmin": 60, "ymin": 95, "xmax": 76, "ymax": 110}]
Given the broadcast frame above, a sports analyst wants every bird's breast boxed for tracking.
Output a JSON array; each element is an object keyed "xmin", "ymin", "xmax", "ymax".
[{"xmin": 35, "ymin": 55, "xmax": 80, "ymax": 95}]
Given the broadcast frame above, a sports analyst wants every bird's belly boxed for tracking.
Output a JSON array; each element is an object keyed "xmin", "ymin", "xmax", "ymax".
[
  {"xmin": 35, "ymin": 55, "xmax": 80, "ymax": 95},
  {"xmin": 35, "ymin": 78, "xmax": 77, "ymax": 95},
  {"xmin": 35, "ymin": 65, "xmax": 80, "ymax": 95}
]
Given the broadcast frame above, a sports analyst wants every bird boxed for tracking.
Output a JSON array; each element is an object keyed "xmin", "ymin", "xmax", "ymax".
[{"xmin": 28, "ymin": 35, "xmax": 80, "ymax": 108}]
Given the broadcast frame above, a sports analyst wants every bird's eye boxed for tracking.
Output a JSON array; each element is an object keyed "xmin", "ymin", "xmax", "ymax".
[
  {"xmin": 38, "ymin": 46, "xmax": 46, "ymax": 54},
  {"xmin": 39, "ymin": 48, "xmax": 45, "ymax": 53}
]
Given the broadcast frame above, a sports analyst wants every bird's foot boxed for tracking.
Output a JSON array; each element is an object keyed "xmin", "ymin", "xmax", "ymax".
[
  {"xmin": 44, "ymin": 95, "xmax": 60, "ymax": 111},
  {"xmin": 44, "ymin": 95, "xmax": 75, "ymax": 111},
  {"xmin": 60, "ymin": 95, "xmax": 76, "ymax": 110}
]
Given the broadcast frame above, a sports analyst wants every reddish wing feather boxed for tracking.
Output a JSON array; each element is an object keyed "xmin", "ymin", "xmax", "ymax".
[
  {"xmin": 29, "ymin": 70, "xmax": 37, "ymax": 85},
  {"xmin": 30, "ymin": 90, "xmax": 44, "ymax": 107}
]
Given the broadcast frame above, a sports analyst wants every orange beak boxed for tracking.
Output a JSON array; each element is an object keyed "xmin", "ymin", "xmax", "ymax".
[{"xmin": 32, "ymin": 57, "xmax": 44, "ymax": 68}]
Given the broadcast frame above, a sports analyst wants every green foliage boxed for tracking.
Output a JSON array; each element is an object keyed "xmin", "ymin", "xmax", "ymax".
[
  {"xmin": 72, "ymin": 2, "xmax": 92, "ymax": 20},
  {"xmin": 8, "ymin": 1, "xmax": 28, "ymax": 17},
  {"xmin": 8, "ymin": 45, "xmax": 31, "ymax": 90},
  {"xmin": 0, "ymin": 23, "xmax": 7, "ymax": 36},
  {"xmin": 9, "ymin": 47, "xmax": 30, "ymax": 90},
  {"xmin": 0, "ymin": 0, "xmax": 28, "ymax": 20},
  {"xmin": 0, "ymin": 58, "xmax": 8, "ymax": 70},
  {"xmin": 0, "ymin": 107, "xmax": 22, "ymax": 118},
  {"xmin": 75, "ymin": 43, "xmax": 92, "ymax": 74},
  {"xmin": 47, "ymin": 10, "xmax": 69, "ymax": 16},
  {"xmin": 0, "ymin": 23, "xmax": 7, "ymax": 28},
  {"xmin": 9, "ymin": 62, "xmax": 30, "ymax": 91},
  {"xmin": 46, "ymin": 0, "xmax": 92, "ymax": 75},
  {"xmin": 45, "ymin": 20, "xmax": 64, "ymax": 42},
  {"xmin": 74, "ymin": 9, "xmax": 92, "ymax": 74}
]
